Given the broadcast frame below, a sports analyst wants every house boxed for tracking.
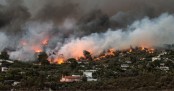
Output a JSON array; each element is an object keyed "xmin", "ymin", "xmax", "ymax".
[
  {"xmin": 60, "ymin": 75, "xmax": 81, "ymax": 82},
  {"xmin": 83, "ymin": 70, "xmax": 97, "ymax": 81},
  {"xmin": 152, "ymin": 51, "xmax": 167, "ymax": 62},
  {"xmin": 159, "ymin": 63, "xmax": 169, "ymax": 71},
  {"xmin": 83, "ymin": 70, "xmax": 96, "ymax": 78},
  {"xmin": 125, "ymin": 60, "xmax": 132, "ymax": 64},
  {"xmin": 152, "ymin": 57, "xmax": 161, "ymax": 62},
  {"xmin": 121, "ymin": 64, "xmax": 129, "ymax": 70},
  {"xmin": 12, "ymin": 81, "xmax": 20, "ymax": 86},
  {"xmin": 1, "ymin": 67, "xmax": 8, "ymax": 72},
  {"xmin": 0, "ymin": 59, "xmax": 14, "ymax": 63}
]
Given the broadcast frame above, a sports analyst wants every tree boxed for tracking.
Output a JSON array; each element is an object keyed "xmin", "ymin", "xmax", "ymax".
[
  {"xmin": 92, "ymin": 72, "xmax": 98, "ymax": 79},
  {"xmin": 37, "ymin": 52, "xmax": 49, "ymax": 65},
  {"xmin": 67, "ymin": 58, "xmax": 78, "ymax": 69},
  {"xmin": 82, "ymin": 76, "xmax": 87, "ymax": 82},
  {"xmin": 0, "ymin": 50, "xmax": 9, "ymax": 60},
  {"xmin": 83, "ymin": 50, "xmax": 92, "ymax": 60}
]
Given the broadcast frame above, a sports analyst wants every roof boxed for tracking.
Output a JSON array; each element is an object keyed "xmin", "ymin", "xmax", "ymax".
[{"xmin": 63, "ymin": 76, "xmax": 81, "ymax": 79}]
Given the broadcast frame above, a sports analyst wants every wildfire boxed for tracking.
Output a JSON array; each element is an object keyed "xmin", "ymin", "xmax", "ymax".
[
  {"xmin": 32, "ymin": 46, "xmax": 43, "ymax": 53},
  {"xmin": 56, "ymin": 58, "xmax": 64, "ymax": 64},
  {"xmin": 141, "ymin": 47, "xmax": 145, "ymax": 50},
  {"xmin": 129, "ymin": 49, "xmax": 132, "ymax": 52},
  {"xmin": 55, "ymin": 54, "xmax": 65, "ymax": 64},
  {"xmin": 148, "ymin": 48, "xmax": 155, "ymax": 53},
  {"xmin": 35, "ymin": 49, "xmax": 42, "ymax": 53},
  {"xmin": 107, "ymin": 48, "xmax": 116, "ymax": 56},
  {"xmin": 94, "ymin": 48, "xmax": 116, "ymax": 61}
]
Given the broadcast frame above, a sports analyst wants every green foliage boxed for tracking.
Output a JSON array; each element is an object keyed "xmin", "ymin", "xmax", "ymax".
[
  {"xmin": 38, "ymin": 52, "xmax": 48, "ymax": 62},
  {"xmin": 82, "ymin": 76, "xmax": 87, "ymax": 82},
  {"xmin": 67, "ymin": 58, "xmax": 78, "ymax": 69},
  {"xmin": 37, "ymin": 52, "xmax": 50, "ymax": 65},
  {"xmin": 0, "ymin": 51, "xmax": 9, "ymax": 60}
]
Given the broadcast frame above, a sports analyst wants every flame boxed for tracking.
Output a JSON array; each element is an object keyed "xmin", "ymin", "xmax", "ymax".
[
  {"xmin": 54, "ymin": 54, "xmax": 65, "ymax": 64},
  {"xmin": 56, "ymin": 58, "xmax": 64, "ymax": 64},
  {"xmin": 107, "ymin": 48, "xmax": 116, "ymax": 56},
  {"xmin": 35, "ymin": 49, "xmax": 42, "ymax": 53},
  {"xmin": 32, "ymin": 46, "xmax": 42, "ymax": 53},
  {"xmin": 94, "ymin": 48, "xmax": 116, "ymax": 61},
  {"xmin": 129, "ymin": 49, "xmax": 132, "ymax": 52},
  {"xmin": 141, "ymin": 47, "xmax": 145, "ymax": 50}
]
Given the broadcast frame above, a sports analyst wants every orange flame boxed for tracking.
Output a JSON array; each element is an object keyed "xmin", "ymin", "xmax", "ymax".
[
  {"xmin": 55, "ymin": 54, "xmax": 65, "ymax": 64},
  {"xmin": 129, "ymin": 49, "xmax": 132, "ymax": 52},
  {"xmin": 32, "ymin": 46, "xmax": 42, "ymax": 53},
  {"xmin": 141, "ymin": 47, "xmax": 145, "ymax": 50},
  {"xmin": 94, "ymin": 48, "xmax": 116, "ymax": 61},
  {"xmin": 35, "ymin": 49, "xmax": 42, "ymax": 53},
  {"xmin": 56, "ymin": 58, "xmax": 64, "ymax": 64}
]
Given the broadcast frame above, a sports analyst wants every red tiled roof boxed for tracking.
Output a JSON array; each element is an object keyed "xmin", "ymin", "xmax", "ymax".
[{"xmin": 63, "ymin": 76, "xmax": 81, "ymax": 79}]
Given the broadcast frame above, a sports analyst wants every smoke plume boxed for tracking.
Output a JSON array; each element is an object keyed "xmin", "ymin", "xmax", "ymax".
[
  {"xmin": 0, "ymin": 0, "xmax": 173, "ymax": 61},
  {"xmin": 57, "ymin": 13, "xmax": 174, "ymax": 59}
]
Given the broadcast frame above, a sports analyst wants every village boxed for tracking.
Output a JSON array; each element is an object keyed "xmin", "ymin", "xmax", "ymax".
[{"xmin": 0, "ymin": 46, "xmax": 174, "ymax": 90}]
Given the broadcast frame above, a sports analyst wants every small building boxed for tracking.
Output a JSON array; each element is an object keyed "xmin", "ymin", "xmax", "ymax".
[
  {"xmin": 0, "ymin": 60, "xmax": 14, "ymax": 63},
  {"xmin": 12, "ymin": 81, "xmax": 20, "ymax": 86},
  {"xmin": 60, "ymin": 75, "xmax": 81, "ymax": 82},
  {"xmin": 152, "ymin": 57, "xmax": 161, "ymax": 62},
  {"xmin": 159, "ymin": 63, "xmax": 169, "ymax": 71},
  {"xmin": 1, "ymin": 67, "xmax": 8, "ymax": 72},
  {"xmin": 160, "ymin": 66, "xmax": 169, "ymax": 71},
  {"xmin": 125, "ymin": 60, "xmax": 132, "ymax": 64},
  {"xmin": 121, "ymin": 64, "xmax": 129, "ymax": 70},
  {"xmin": 87, "ymin": 77, "xmax": 97, "ymax": 81},
  {"xmin": 83, "ymin": 70, "xmax": 97, "ymax": 81}
]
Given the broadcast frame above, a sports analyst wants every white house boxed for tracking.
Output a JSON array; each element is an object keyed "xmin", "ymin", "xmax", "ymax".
[
  {"xmin": 152, "ymin": 57, "xmax": 161, "ymax": 62},
  {"xmin": 121, "ymin": 64, "xmax": 129, "ymax": 70},
  {"xmin": 1, "ymin": 67, "xmax": 8, "ymax": 72},
  {"xmin": 83, "ymin": 70, "xmax": 97, "ymax": 81},
  {"xmin": 12, "ymin": 81, "xmax": 20, "ymax": 86},
  {"xmin": 159, "ymin": 63, "xmax": 169, "ymax": 71},
  {"xmin": 125, "ymin": 60, "xmax": 132, "ymax": 64}
]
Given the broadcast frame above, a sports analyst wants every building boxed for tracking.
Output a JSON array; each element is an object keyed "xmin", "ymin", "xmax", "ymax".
[
  {"xmin": 159, "ymin": 63, "xmax": 169, "ymax": 71},
  {"xmin": 60, "ymin": 75, "xmax": 81, "ymax": 82},
  {"xmin": 12, "ymin": 81, "xmax": 20, "ymax": 86},
  {"xmin": 83, "ymin": 70, "xmax": 97, "ymax": 81},
  {"xmin": 121, "ymin": 64, "xmax": 129, "ymax": 70},
  {"xmin": 152, "ymin": 57, "xmax": 161, "ymax": 62},
  {"xmin": 1, "ymin": 67, "xmax": 8, "ymax": 72}
]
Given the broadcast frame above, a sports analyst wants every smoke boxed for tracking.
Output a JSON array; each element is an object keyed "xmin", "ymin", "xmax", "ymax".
[
  {"xmin": 0, "ymin": 32, "xmax": 9, "ymax": 51},
  {"xmin": 58, "ymin": 13, "xmax": 174, "ymax": 59},
  {"xmin": 0, "ymin": 0, "xmax": 173, "ymax": 61},
  {"xmin": 9, "ymin": 21, "xmax": 54, "ymax": 61}
]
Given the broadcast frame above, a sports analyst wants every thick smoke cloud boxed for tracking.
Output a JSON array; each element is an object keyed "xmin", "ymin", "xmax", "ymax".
[
  {"xmin": 0, "ymin": 0, "xmax": 173, "ymax": 61},
  {"xmin": 57, "ymin": 13, "xmax": 174, "ymax": 59}
]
